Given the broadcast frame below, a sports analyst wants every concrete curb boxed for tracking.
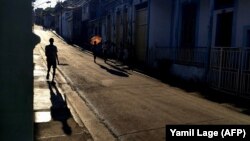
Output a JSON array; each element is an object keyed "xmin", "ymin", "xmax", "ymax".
[{"xmin": 37, "ymin": 45, "xmax": 117, "ymax": 141}]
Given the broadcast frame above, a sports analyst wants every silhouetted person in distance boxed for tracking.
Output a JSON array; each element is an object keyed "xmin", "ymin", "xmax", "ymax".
[
  {"xmin": 45, "ymin": 38, "xmax": 59, "ymax": 82},
  {"xmin": 92, "ymin": 41, "xmax": 97, "ymax": 63}
]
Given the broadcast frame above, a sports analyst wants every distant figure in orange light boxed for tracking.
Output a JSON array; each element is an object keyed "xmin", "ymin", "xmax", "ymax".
[{"xmin": 45, "ymin": 38, "xmax": 59, "ymax": 82}]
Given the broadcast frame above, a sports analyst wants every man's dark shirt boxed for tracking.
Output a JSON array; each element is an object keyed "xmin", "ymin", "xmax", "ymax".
[{"xmin": 45, "ymin": 44, "xmax": 58, "ymax": 64}]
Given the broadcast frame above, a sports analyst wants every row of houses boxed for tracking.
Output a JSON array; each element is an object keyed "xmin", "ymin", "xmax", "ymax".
[{"xmin": 34, "ymin": 0, "xmax": 250, "ymax": 99}]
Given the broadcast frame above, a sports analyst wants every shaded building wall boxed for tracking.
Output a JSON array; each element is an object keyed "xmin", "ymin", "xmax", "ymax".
[
  {"xmin": 197, "ymin": 0, "xmax": 211, "ymax": 47},
  {"xmin": 44, "ymin": 14, "xmax": 54, "ymax": 29},
  {"xmin": 55, "ymin": 14, "xmax": 60, "ymax": 33},
  {"xmin": 34, "ymin": 8, "xmax": 44, "ymax": 25},
  {"xmin": 81, "ymin": 3, "xmax": 90, "ymax": 44},
  {"xmin": 170, "ymin": 0, "xmax": 210, "ymax": 82},
  {"xmin": 171, "ymin": 0, "xmax": 200, "ymax": 48},
  {"xmin": 0, "ymin": 0, "xmax": 35, "ymax": 141},
  {"xmin": 148, "ymin": 0, "xmax": 172, "ymax": 48},
  {"xmin": 62, "ymin": 10, "xmax": 73, "ymax": 42},
  {"xmin": 73, "ymin": 7, "xmax": 82, "ymax": 43},
  {"xmin": 82, "ymin": 3, "xmax": 90, "ymax": 21},
  {"xmin": 148, "ymin": 0, "xmax": 172, "ymax": 66},
  {"xmin": 149, "ymin": 0, "xmax": 211, "ymax": 82},
  {"xmin": 211, "ymin": 0, "xmax": 235, "ymax": 47},
  {"xmin": 59, "ymin": 12, "xmax": 63, "ymax": 35},
  {"xmin": 235, "ymin": 0, "xmax": 250, "ymax": 47},
  {"xmin": 102, "ymin": 0, "xmax": 134, "ymax": 60},
  {"xmin": 87, "ymin": 0, "xmax": 102, "ymax": 40},
  {"xmin": 132, "ymin": 0, "xmax": 148, "ymax": 63}
]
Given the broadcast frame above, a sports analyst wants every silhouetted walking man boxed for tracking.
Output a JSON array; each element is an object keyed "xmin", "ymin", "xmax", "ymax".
[{"xmin": 45, "ymin": 38, "xmax": 59, "ymax": 82}]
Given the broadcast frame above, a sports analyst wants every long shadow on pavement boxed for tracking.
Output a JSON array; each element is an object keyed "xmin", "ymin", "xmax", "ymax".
[
  {"xmin": 58, "ymin": 63, "xmax": 69, "ymax": 66},
  {"xmin": 105, "ymin": 61, "xmax": 132, "ymax": 75},
  {"xmin": 97, "ymin": 63, "xmax": 129, "ymax": 77},
  {"xmin": 47, "ymin": 81, "xmax": 72, "ymax": 135}
]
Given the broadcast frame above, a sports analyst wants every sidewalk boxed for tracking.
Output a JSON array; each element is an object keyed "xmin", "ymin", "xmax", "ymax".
[{"xmin": 33, "ymin": 45, "xmax": 93, "ymax": 141}]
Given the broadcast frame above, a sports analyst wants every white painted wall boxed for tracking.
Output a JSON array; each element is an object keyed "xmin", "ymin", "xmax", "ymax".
[
  {"xmin": 148, "ymin": 0, "xmax": 172, "ymax": 48},
  {"xmin": 235, "ymin": 0, "xmax": 250, "ymax": 47}
]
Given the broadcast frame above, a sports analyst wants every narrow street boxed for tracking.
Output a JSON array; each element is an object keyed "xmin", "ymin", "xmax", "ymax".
[{"xmin": 34, "ymin": 26, "xmax": 250, "ymax": 141}]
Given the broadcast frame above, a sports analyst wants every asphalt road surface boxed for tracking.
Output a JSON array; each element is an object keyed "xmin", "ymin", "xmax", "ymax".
[{"xmin": 34, "ymin": 26, "xmax": 250, "ymax": 141}]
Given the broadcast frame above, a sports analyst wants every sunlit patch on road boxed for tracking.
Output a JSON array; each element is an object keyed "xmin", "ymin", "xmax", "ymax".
[{"xmin": 34, "ymin": 111, "xmax": 51, "ymax": 123}]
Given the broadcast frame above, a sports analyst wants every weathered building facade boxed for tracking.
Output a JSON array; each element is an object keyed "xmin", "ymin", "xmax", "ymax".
[{"xmin": 149, "ymin": 0, "xmax": 250, "ymax": 98}]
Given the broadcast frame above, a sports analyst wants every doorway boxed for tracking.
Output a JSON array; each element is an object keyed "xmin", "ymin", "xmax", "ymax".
[
  {"xmin": 135, "ymin": 4, "xmax": 148, "ymax": 62},
  {"xmin": 215, "ymin": 12, "xmax": 233, "ymax": 47}
]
